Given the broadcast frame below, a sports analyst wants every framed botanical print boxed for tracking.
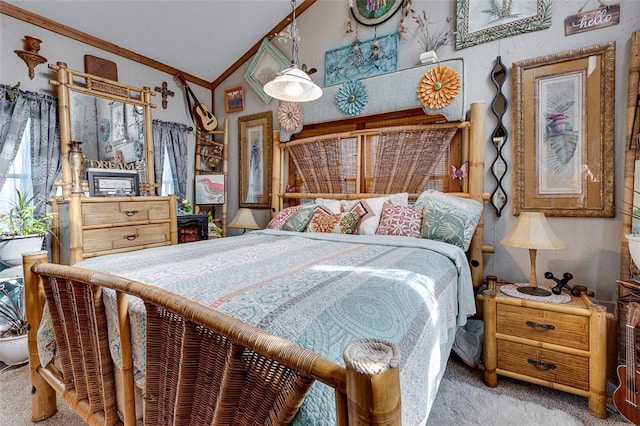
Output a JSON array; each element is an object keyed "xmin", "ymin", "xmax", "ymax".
[
  {"xmin": 455, "ymin": 0, "xmax": 552, "ymax": 49},
  {"xmin": 238, "ymin": 112, "xmax": 273, "ymax": 208},
  {"xmin": 512, "ymin": 42, "xmax": 616, "ymax": 217}
]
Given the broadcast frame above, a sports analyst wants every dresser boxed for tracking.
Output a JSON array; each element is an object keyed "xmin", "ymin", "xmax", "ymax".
[
  {"xmin": 52, "ymin": 194, "xmax": 178, "ymax": 265},
  {"xmin": 482, "ymin": 277, "xmax": 608, "ymax": 419}
]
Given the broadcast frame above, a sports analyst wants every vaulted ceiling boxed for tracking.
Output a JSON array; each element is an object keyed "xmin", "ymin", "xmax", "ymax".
[{"xmin": 2, "ymin": 0, "xmax": 313, "ymax": 87}]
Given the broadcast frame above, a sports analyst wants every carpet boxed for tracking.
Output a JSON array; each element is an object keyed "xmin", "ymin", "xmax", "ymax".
[{"xmin": 0, "ymin": 357, "xmax": 632, "ymax": 425}]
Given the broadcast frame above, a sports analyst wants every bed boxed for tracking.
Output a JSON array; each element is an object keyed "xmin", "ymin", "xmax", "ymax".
[{"xmin": 23, "ymin": 102, "xmax": 489, "ymax": 425}]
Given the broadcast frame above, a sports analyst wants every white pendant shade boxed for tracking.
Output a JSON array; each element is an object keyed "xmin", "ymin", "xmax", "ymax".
[
  {"xmin": 500, "ymin": 212, "xmax": 566, "ymax": 250},
  {"xmin": 263, "ymin": 66, "xmax": 322, "ymax": 102}
]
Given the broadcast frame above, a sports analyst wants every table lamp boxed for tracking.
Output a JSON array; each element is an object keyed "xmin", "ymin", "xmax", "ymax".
[
  {"xmin": 228, "ymin": 208, "xmax": 260, "ymax": 234},
  {"xmin": 500, "ymin": 212, "xmax": 566, "ymax": 296}
]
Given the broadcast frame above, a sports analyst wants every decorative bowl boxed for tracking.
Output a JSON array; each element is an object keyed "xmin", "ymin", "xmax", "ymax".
[{"xmin": 626, "ymin": 234, "xmax": 640, "ymax": 269}]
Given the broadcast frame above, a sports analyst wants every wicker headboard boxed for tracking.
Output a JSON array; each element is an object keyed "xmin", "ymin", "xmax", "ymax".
[{"xmin": 271, "ymin": 102, "xmax": 489, "ymax": 286}]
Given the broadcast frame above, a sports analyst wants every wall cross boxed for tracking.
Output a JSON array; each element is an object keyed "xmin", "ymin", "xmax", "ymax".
[{"xmin": 154, "ymin": 81, "xmax": 175, "ymax": 109}]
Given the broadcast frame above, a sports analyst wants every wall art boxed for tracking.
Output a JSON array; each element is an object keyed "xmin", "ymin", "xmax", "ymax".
[
  {"xmin": 455, "ymin": 0, "xmax": 552, "ymax": 50},
  {"xmin": 224, "ymin": 86, "xmax": 244, "ymax": 113},
  {"xmin": 244, "ymin": 39, "xmax": 290, "ymax": 104},
  {"xmin": 512, "ymin": 42, "xmax": 615, "ymax": 217},
  {"xmin": 238, "ymin": 111, "xmax": 273, "ymax": 208},
  {"xmin": 325, "ymin": 32, "xmax": 398, "ymax": 86}
]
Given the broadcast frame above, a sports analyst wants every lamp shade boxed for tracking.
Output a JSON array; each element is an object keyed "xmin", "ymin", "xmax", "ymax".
[
  {"xmin": 263, "ymin": 66, "xmax": 323, "ymax": 102},
  {"xmin": 500, "ymin": 212, "xmax": 566, "ymax": 250},
  {"xmin": 228, "ymin": 208, "xmax": 260, "ymax": 230}
]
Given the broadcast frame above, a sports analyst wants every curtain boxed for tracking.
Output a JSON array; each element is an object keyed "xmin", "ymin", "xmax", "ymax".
[
  {"xmin": 152, "ymin": 120, "xmax": 189, "ymax": 198},
  {"xmin": 0, "ymin": 84, "xmax": 59, "ymax": 216}
]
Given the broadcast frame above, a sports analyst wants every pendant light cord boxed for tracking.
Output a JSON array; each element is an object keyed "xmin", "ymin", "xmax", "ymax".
[{"xmin": 290, "ymin": 0, "xmax": 298, "ymax": 68}]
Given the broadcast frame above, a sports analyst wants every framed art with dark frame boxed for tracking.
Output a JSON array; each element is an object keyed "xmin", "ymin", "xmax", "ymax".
[
  {"xmin": 87, "ymin": 168, "xmax": 140, "ymax": 197},
  {"xmin": 512, "ymin": 42, "xmax": 616, "ymax": 217},
  {"xmin": 243, "ymin": 39, "xmax": 290, "ymax": 104},
  {"xmin": 238, "ymin": 111, "xmax": 273, "ymax": 208},
  {"xmin": 455, "ymin": 0, "xmax": 552, "ymax": 49},
  {"xmin": 224, "ymin": 86, "xmax": 244, "ymax": 113}
]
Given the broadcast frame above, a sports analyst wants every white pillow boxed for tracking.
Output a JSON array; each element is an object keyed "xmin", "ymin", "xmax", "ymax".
[
  {"xmin": 313, "ymin": 198, "xmax": 342, "ymax": 214},
  {"xmin": 345, "ymin": 197, "xmax": 388, "ymax": 235}
]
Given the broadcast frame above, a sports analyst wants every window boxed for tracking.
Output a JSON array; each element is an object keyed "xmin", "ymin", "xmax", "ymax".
[
  {"xmin": 159, "ymin": 144, "xmax": 174, "ymax": 196},
  {"xmin": 0, "ymin": 122, "xmax": 33, "ymax": 211}
]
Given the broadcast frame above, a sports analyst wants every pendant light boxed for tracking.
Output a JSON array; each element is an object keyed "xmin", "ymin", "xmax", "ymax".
[{"xmin": 263, "ymin": 0, "xmax": 322, "ymax": 102}]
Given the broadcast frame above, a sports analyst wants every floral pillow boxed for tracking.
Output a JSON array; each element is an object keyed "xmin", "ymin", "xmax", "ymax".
[
  {"xmin": 306, "ymin": 211, "xmax": 360, "ymax": 234},
  {"xmin": 281, "ymin": 206, "xmax": 316, "ymax": 232},
  {"xmin": 375, "ymin": 203, "xmax": 423, "ymax": 238},
  {"xmin": 414, "ymin": 189, "xmax": 483, "ymax": 250},
  {"xmin": 267, "ymin": 205, "xmax": 302, "ymax": 230}
]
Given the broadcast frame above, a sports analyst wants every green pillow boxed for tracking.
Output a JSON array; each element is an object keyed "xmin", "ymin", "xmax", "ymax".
[{"xmin": 281, "ymin": 206, "xmax": 315, "ymax": 232}]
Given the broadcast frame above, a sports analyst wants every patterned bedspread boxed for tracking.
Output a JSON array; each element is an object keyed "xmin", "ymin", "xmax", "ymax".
[{"xmin": 38, "ymin": 229, "xmax": 475, "ymax": 425}]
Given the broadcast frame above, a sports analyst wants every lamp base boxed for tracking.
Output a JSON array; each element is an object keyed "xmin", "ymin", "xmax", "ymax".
[{"xmin": 517, "ymin": 286, "xmax": 552, "ymax": 297}]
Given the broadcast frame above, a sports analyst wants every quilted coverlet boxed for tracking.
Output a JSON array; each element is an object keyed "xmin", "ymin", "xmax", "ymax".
[{"xmin": 39, "ymin": 229, "xmax": 475, "ymax": 425}]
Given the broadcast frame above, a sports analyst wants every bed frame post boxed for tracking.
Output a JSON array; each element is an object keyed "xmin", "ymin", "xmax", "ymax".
[
  {"xmin": 343, "ymin": 339, "xmax": 401, "ymax": 425},
  {"xmin": 468, "ymin": 101, "xmax": 486, "ymax": 287},
  {"xmin": 272, "ymin": 130, "xmax": 283, "ymax": 216},
  {"xmin": 22, "ymin": 251, "xmax": 58, "ymax": 422}
]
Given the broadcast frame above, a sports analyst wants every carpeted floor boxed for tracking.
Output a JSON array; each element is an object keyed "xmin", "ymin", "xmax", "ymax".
[{"xmin": 0, "ymin": 356, "xmax": 632, "ymax": 425}]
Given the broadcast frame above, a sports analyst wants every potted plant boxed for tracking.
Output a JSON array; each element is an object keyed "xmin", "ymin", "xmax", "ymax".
[
  {"xmin": 0, "ymin": 190, "xmax": 55, "ymax": 267},
  {"xmin": 0, "ymin": 277, "xmax": 29, "ymax": 365}
]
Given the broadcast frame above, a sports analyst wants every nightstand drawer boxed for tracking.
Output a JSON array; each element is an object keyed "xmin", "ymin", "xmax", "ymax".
[
  {"xmin": 497, "ymin": 304, "xmax": 589, "ymax": 351},
  {"xmin": 83, "ymin": 223, "xmax": 171, "ymax": 253},
  {"xmin": 82, "ymin": 200, "xmax": 171, "ymax": 226},
  {"xmin": 497, "ymin": 340, "xmax": 589, "ymax": 391}
]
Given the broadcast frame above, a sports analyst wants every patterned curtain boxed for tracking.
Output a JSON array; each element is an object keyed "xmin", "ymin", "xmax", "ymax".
[
  {"xmin": 152, "ymin": 120, "xmax": 189, "ymax": 198},
  {"xmin": 0, "ymin": 84, "xmax": 59, "ymax": 216}
]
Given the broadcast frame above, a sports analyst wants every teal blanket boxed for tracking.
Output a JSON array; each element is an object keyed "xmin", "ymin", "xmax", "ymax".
[{"xmin": 45, "ymin": 230, "xmax": 475, "ymax": 424}]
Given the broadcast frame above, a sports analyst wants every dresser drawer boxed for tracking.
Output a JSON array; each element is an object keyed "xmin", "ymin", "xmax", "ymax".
[
  {"xmin": 83, "ymin": 223, "xmax": 171, "ymax": 253},
  {"xmin": 82, "ymin": 200, "xmax": 171, "ymax": 226},
  {"xmin": 497, "ymin": 304, "xmax": 589, "ymax": 351},
  {"xmin": 497, "ymin": 340, "xmax": 589, "ymax": 391}
]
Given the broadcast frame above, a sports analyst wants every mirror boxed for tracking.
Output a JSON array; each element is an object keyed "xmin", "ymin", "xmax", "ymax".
[
  {"xmin": 70, "ymin": 91, "xmax": 146, "ymax": 168},
  {"xmin": 50, "ymin": 62, "xmax": 156, "ymax": 198}
]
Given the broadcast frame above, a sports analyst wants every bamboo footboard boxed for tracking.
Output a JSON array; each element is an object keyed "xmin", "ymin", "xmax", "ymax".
[{"xmin": 22, "ymin": 251, "xmax": 402, "ymax": 425}]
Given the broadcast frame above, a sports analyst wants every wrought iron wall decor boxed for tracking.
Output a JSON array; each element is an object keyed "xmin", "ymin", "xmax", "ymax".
[{"xmin": 489, "ymin": 56, "xmax": 508, "ymax": 216}]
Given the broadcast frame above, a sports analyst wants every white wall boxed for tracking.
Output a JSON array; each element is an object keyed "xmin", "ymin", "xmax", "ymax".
[
  {"xmin": 213, "ymin": 0, "xmax": 640, "ymax": 304},
  {"xmin": 2, "ymin": 1, "xmax": 640, "ymax": 304}
]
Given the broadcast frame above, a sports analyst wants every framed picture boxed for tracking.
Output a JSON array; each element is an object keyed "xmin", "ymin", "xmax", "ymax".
[
  {"xmin": 224, "ymin": 86, "xmax": 244, "ymax": 113},
  {"xmin": 87, "ymin": 168, "xmax": 139, "ymax": 197},
  {"xmin": 238, "ymin": 112, "xmax": 273, "ymax": 208},
  {"xmin": 195, "ymin": 174, "xmax": 225, "ymax": 204},
  {"xmin": 455, "ymin": 0, "xmax": 552, "ymax": 49},
  {"xmin": 243, "ymin": 39, "xmax": 290, "ymax": 104},
  {"xmin": 512, "ymin": 42, "xmax": 615, "ymax": 217}
]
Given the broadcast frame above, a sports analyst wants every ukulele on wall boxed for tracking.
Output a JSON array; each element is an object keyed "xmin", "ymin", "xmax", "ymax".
[
  {"xmin": 175, "ymin": 74, "xmax": 217, "ymax": 132},
  {"xmin": 614, "ymin": 301, "xmax": 640, "ymax": 424}
]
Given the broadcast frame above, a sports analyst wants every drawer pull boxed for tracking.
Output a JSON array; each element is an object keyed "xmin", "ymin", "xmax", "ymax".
[
  {"xmin": 124, "ymin": 233, "xmax": 139, "ymax": 241},
  {"xmin": 527, "ymin": 359, "xmax": 557, "ymax": 371},
  {"xmin": 525, "ymin": 321, "xmax": 555, "ymax": 332},
  {"xmin": 122, "ymin": 210, "xmax": 139, "ymax": 217}
]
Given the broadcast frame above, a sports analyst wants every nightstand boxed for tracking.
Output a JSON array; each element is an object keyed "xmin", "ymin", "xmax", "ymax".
[{"xmin": 482, "ymin": 276, "xmax": 608, "ymax": 419}]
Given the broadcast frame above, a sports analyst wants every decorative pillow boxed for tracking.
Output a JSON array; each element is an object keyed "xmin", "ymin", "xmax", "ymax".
[
  {"xmin": 313, "ymin": 198, "xmax": 342, "ymax": 214},
  {"xmin": 415, "ymin": 189, "xmax": 483, "ymax": 250},
  {"xmin": 345, "ymin": 197, "xmax": 388, "ymax": 235},
  {"xmin": 306, "ymin": 211, "xmax": 360, "ymax": 234},
  {"xmin": 375, "ymin": 203, "xmax": 423, "ymax": 238},
  {"xmin": 281, "ymin": 206, "xmax": 316, "ymax": 232},
  {"xmin": 267, "ymin": 205, "xmax": 302, "ymax": 230}
]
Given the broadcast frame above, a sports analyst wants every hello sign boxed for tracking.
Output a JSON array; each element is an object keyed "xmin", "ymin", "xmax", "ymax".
[{"xmin": 564, "ymin": 4, "xmax": 620, "ymax": 36}]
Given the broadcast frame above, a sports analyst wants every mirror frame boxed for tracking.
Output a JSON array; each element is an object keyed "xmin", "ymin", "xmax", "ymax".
[{"xmin": 50, "ymin": 61, "xmax": 156, "ymax": 198}]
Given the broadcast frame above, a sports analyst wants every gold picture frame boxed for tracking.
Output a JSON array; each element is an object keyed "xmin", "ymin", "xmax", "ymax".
[
  {"xmin": 238, "ymin": 111, "xmax": 273, "ymax": 208},
  {"xmin": 512, "ymin": 42, "xmax": 615, "ymax": 217}
]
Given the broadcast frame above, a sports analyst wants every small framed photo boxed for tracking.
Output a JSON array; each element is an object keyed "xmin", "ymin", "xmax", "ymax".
[
  {"xmin": 195, "ymin": 174, "xmax": 225, "ymax": 204},
  {"xmin": 87, "ymin": 168, "xmax": 140, "ymax": 197},
  {"xmin": 224, "ymin": 86, "xmax": 245, "ymax": 113}
]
